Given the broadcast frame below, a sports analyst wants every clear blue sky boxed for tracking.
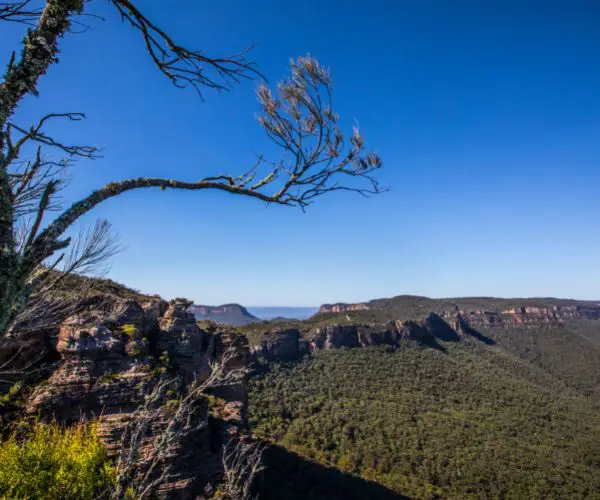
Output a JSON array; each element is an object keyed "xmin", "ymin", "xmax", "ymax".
[{"xmin": 4, "ymin": 1, "xmax": 600, "ymax": 306}]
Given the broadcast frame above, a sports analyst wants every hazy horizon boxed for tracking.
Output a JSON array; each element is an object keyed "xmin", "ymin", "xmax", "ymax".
[
  {"xmin": 247, "ymin": 307, "xmax": 319, "ymax": 321},
  {"xmin": 186, "ymin": 292, "xmax": 600, "ymax": 309}
]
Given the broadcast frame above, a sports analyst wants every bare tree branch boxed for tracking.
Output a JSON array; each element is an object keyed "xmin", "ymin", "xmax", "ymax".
[
  {"xmin": 8, "ymin": 220, "xmax": 119, "ymax": 336},
  {"xmin": 252, "ymin": 55, "xmax": 385, "ymax": 208},
  {"xmin": 30, "ymin": 56, "xmax": 384, "ymax": 271},
  {"xmin": 9, "ymin": 152, "xmax": 69, "ymax": 218},
  {"xmin": 0, "ymin": 1, "xmax": 42, "ymax": 25},
  {"xmin": 220, "ymin": 437, "xmax": 266, "ymax": 500},
  {"xmin": 6, "ymin": 112, "xmax": 99, "ymax": 163},
  {"xmin": 0, "ymin": 0, "xmax": 85, "ymax": 134},
  {"xmin": 109, "ymin": 0, "xmax": 262, "ymax": 96},
  {"xmin": 60, "ymin": 219, "xmax": 120, "ymax": 277},
  {"xmin": 5, "ymin": 113, "xmax": 97, "ymax": 221}
]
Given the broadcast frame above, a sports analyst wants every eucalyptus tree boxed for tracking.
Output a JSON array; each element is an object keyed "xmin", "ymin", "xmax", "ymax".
[{"xmin": 0, "ymin": 0, "xmax": 384, "ymax": 337}]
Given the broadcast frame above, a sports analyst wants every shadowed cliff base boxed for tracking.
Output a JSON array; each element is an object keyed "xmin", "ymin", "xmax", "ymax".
[
  {"xmin": 424, "ymin": 313, "xmax": 460, "ymax": 342},
  {"xmin": 463, "ymin": 326, "xmax": 496, "ymax": 345},
  {"xmin": 421, "ymin": 336, "xmax": 447, "ymax": 353},
  {"xmin": 259, "ymin": 444, "xmax": 409, "ymax": 500}
]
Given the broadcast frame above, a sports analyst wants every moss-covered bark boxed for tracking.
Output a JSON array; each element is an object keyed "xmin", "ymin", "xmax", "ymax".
[{"xmin": 0, "ymin": 0, "xmax": 83, "ymax": 335}]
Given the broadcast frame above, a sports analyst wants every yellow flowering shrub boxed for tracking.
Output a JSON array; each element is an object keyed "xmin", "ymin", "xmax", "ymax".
[{"xmin": 0, "ymin": 420, "xmax": 114, "ymax": 499}]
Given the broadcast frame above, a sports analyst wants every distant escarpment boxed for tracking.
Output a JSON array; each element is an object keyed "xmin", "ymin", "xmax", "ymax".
[
  {"xmin": 315, "ymin": 295, "xmax": 600, "ymax": 329},
  {"xmin": 188, "ymin": 302, "xmax": 260, "ymax": 326},
  {"xmin": 318, "ymin": 302, "xmax": 370, "ymax": 314},
  {"xmin": 445, "ymin": 305, "xmax": 600, "ymax": 329},
  {"xmin": 250, "ymin": 313, "xmax": 475, "ymax": 363}
]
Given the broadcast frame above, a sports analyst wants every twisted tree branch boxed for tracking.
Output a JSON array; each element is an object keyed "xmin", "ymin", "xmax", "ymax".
[{"xmin": 110, "ymin": 0, "xmax": 262, "ymax": 96}]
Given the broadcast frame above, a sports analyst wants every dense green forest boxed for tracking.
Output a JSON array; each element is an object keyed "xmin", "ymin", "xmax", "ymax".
[
  {"xmin": 249, "ymin": 336, "xmax": 600, "ymax": 498},
  {"xmin": 478, "ymin": 322, "xmax": 600, "ymax": 399}
]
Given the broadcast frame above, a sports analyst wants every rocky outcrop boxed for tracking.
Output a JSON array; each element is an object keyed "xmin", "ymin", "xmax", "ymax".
[
  {"xmin": 318, "ymin": 303, "xmax": 370, "ymax": 314},
  {"xmin": 250, "ymin": 329, "xmax": 304, "ymax": 362},
  {"xmin": 24, "ymin": 295, "xmax": 251, "ymax": 498},
  {"xmin": 394, "ymin": 320, "xmax": 433, "ymax": 343},
  {"xmin": 141, "ymin": 298, "xmax": 169, "ymax": 322},
  {"xmin": 310, "ymin": 321, "xmax": 438, "ymax": 350},
  {"xmin": 29, "ymin": 297, "xmax": 158, "ymax": 422},
  {"xmin": 212, "ymin": 330, "xmax": 250, "ymax": 427},
  {"xmin": 250, "ymin": 319, "xmax": 447, "ymax": 362},
  {"xmin": 452, "ymin": 313, "xmax": 471, "ymax": 335},
  {"xmin": 157, "ymin": 299, "xmax": 207, "ymax": 381},
  {"xmin": 424, "ymin": 313, "xmax": 460, "ymax": 341},
  {"xmin": 311, "ymin": 325, "xmax": 361, "ymax": 349},
  {"xmin": 356, "ymin": 323, "xmax": 405, "ymax": 346}
]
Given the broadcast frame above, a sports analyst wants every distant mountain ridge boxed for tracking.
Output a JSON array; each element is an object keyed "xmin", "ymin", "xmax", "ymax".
[
  {"xmin": 316, "ymin": 295, "xmax": 600, "ymax": 328},
  {"xmin": 187, "ymin": 303, "xmax": 260, "ymax": 326},
  {"xmin": 247, "ymin": 307, "xmax": 318, "ymax": 321}
]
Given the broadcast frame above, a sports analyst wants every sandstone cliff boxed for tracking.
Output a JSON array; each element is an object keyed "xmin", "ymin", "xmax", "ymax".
[
  {"xmin": 442, "ymin": 304, "xmax": 600, "ymax": 329},
  {"xmin": 250, "ymin": 329, "xmax": 304, "ymax": 362},
  {"xmin": 317, "ymin": 295, "xmax": 600, "ymax": 329},
  {"xmin": 318, "ymin": 303, "xmax": 370, "ymax": 314},
  {"xmin": 249, "ymin": 313, "xmax": 467, "ymax": 363},
  {"xmin": 6, "ymin": 293, "xmax": 250, "ymax": 498}
]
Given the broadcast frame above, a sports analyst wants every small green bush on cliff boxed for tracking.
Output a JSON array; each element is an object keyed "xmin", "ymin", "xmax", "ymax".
[
  {"xmin": 121, "ymin": 323, "xmax": 138, "ymax": 338},
  {"xmin": 0, "ymin": 421, "xmax": 114, "ymax": 499},
  {"xmin": 0, "ymin": 382, "xmax": 21, "ymax": 405}
]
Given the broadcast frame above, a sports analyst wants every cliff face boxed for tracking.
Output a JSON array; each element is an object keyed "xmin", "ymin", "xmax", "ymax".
[
  {"xmin": 442, "ymin": 304, "xmax": 600, "ymax": 329},
  {"xmin": 309, "ymin": 321, "xmax": 438, "ymax": 350},
  {"xmin": 250, "ymin": 329, "xmax": 303, "ymax": 362},
  {"xmin": 20, "ymin": 295, "xmax": 249, "ymax": 498},
  {"xmin": 318, "ymin": 296, "xmax": 600, "ymax": 329},
  {"xmin": 250, "ymin": 314, "xmax": 465, "ymax": 363},
  {"xmin": 318, "ymin": 303, "xmax": 370, "ymax": 314}
]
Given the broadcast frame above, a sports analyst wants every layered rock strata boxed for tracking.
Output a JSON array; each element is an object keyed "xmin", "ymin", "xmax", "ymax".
[{"xmin": 24, "ymin": 296, "xmax": 249, "ymax": 498}]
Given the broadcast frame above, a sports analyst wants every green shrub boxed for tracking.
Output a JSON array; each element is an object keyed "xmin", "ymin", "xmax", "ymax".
[
  {"xmin": 0, "ymin": 382, "xmax": 21, "ymax": 405},
  {"xmin": 121, "ymin": 323, "xmax": 138, "ymax": 338},
  {"xmin": 98, "ymin": 373, "xmax": 120, "ymax": 385},
  {"xmin": 0, "ymin": 421, "xmax": 114, "ymax": 499},
  {"xmin": 128, "ymin": 340, "xmax": 146, "ymax": 358},
  {"xmin": 159, "ymin": 350, "xmax": 170, "ymax": 366}
]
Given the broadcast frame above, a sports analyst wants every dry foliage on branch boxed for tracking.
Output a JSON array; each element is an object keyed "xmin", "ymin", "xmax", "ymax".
[
  {"xmin": 111, "ymin": 348, "xmax": 257, "ymax": 499},
  {"xmin": 110, "ymin": 0, "xmax": 260, "ymax": 95},
  {"xmin": 220, "ymin": 437, "xmax": 266, "ymax": 500}
]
